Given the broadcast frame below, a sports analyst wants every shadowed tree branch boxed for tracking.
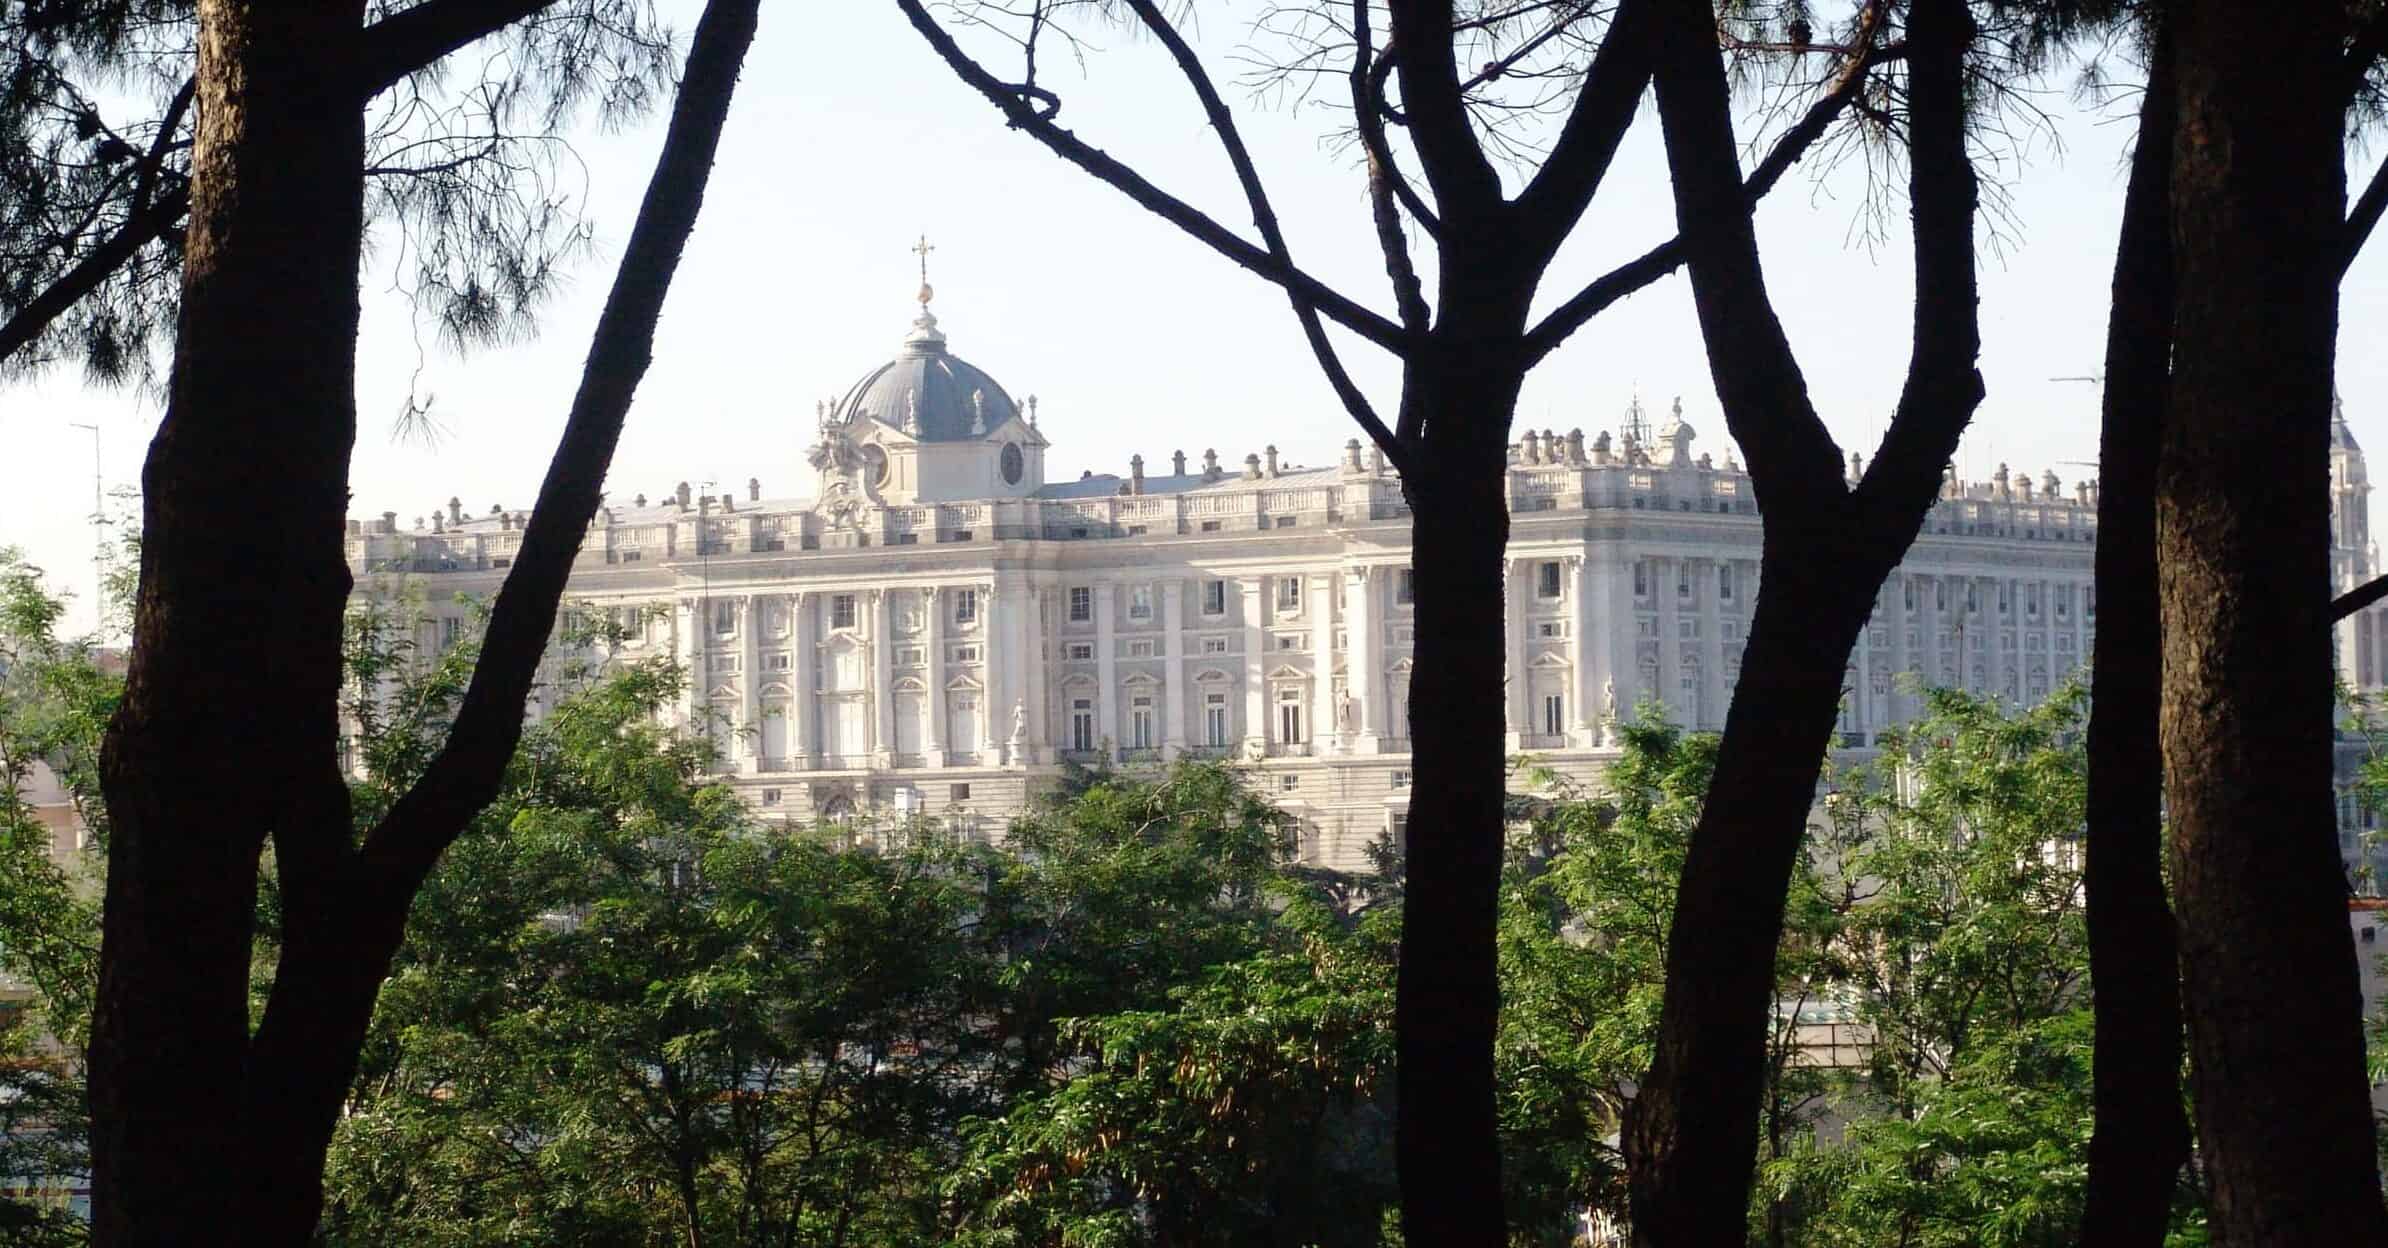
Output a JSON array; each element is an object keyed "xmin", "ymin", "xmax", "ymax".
[
  {"xmin": 1117, "ymin": 0, "xmax": 1408, "ymax": 470},
  {"xmin": 894, "ymin": 0, "xmax": 1413, "ymax": 355},
  {"xmin": 2334, "ymin": 573, "xmax": 2388, "ymax": 621},
  {"xmin": 1520, "ymin": 34, "xmax": 1901, "ymax": 367}
]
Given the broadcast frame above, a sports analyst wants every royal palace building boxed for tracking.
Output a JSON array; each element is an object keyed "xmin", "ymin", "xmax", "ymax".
[{"xmin": 346, "ymin": 284, "xmax": 2388, "ymax": 878}]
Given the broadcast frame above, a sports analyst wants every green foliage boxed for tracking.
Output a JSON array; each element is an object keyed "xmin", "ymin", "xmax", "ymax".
[{"xmin": 0, "ymin": 549, "xmax": 119, "ymax": 1238}]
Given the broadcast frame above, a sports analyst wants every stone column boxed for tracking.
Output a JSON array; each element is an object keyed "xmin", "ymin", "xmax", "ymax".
[
  {"xmin": 1657, "ymin": 557, "xmax": 1682, "ymax": 725},
  {"xmin": 1887, "ymin": 573, "xmax": 1911, "ymax": 726},
  {"xmin": 1094, "ymin": 581, "xmax": 1119, "ymax": 758},
  {"xmin": 738, "ymin": 595, "xmax": 761, "ymax": 773},
  {"xmin": 1853, "ymin": 598, "xmax": 1874, "ymax": 738},
  {"xmin": 1609, "ymin": 550, "xmax": 1636, "ymax": 722},
  {"xmin": 1022, "ymin": 580, "xmax": 1051, "ymax": 763},
  {"xmin": 981, "ymin": 579, "xmax": 998, "ymax": 760},
  {"xmin": 1309, "ymin": 571, "xmax": 1337, "ymax": 755},
  {"xmin": 1698, "ymin": 559, "xmax": 1723, "ymax": 731},
  {"xmin": 924, "ymin": 586, "xmax": 947, "ymax": 767},
  {"xmin": 789, "ymin": 591, "xmax": 813, "ymax": 767},
  {"xmin": 1985, "ymin": 575, "xmax": 2006, "ymax": 702},
  {"xmin": 1162, "ymin": 579, "xmax": 1187, "ymax": 759},
  {"xmin": 1568, "ymin": 553, "xmax": 1594, "ymax": 746},
  {"xmin": 1504, "ymin": 557, "xmax": 1527, "ymax": 750},
  {"xmin": 870, "ymin": 588, "xmax": 893, "ymax": 768},
  {"xmin": 678, "ymin": 596, "xmax": 704, "ymax": 727},
  {"xmin": 1242, "ymin": 577, "xmax": 1269, "ymax": 757},
  {"xmin": 1346, "ymin": 565, "xmax": 1381, "ymax": 752}
]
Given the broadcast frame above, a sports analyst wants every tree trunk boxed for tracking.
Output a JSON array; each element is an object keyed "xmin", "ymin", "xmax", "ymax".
[
  {"xmin": 1395, "ymin": 346, "xmax": 1520, "ymax": 1248},
  {"xmin": 1624, "ymin": 556, "xmax": 1871, "ymax": 1245},
  {"xmin": 2161, "ymin": 1, "xmax": 2388, "ymax": 1241},
  {"xmin": 88, "ymin": 0, "xmax": 763, "ymax": 1238},
  {"xmin": 2078, "ymin": 25, "xmax": 2189, "ymax": 1247},
  {"xmin": 89, "ymin": 3, "xmax": 371, "ymax": 1241},
  {"xmin": 1627, "ymin": 1, "xmax": 1982, "ymax": 1240}
]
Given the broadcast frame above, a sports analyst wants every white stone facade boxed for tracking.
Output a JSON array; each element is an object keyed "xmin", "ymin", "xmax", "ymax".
[{"xmin": 345, "ymin": 300, "xmax": 2388, "ymax": 877}]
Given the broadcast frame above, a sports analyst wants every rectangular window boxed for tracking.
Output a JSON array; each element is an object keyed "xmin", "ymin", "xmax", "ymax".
[
  {"xmin": 1129, "ymin": 585, "xmax": 1154, "ymax": 621},
  {"xmin": 1537, "ymin": 561, "xmax": 1563, "ymax": 599},
  {"xmin": 1719, "ymin": 564, "xmax": 1735, "ymax": 601},
  {"xmin": 1277, "ymin": 689, "xmax": 1305, "ymax": 744},
  {"xmin": 1279, "ymin": 773, "xmax": 1301, "ymax": 792},
  {"xmin": 1543, "ymin": 694, "xmax": 1565, "ymax": 736},
  {"xmin": 1127, "ymin": 639, "xmax": 1156, "ymax": 657},
  {"xmin": 1205, "ymin": 692, "xmax": 1230, "ymax": 747},
  {"xmin": 714, "ymin": 599, "xmax": 736, "ymax": 634},
  {"xmin": 950, "ymin": 783, "xmax": 971, "ymax": 802},
  {"xmin": 1277, "ymin": 577, "xmax": 1302, "ymax": 613},
  {"xmin": 896, "ymin": 647, "xmax": 924, "ymax": 666},
  {"xmin": 761, "ymin": 788, "xmax": 781, "ymax": 805},
  {"xmin": 766, "ymin": 652, "xmax": 791, "ymax": 671},
  {"xmin": 1397, "ymin": 568, "xmax": 1417, "ymax": 605},
  {"xmin": 1203, "ymin": 580, "xmax": 1228, "ymax": 615},
  {"xmin": 1538, "ymin": 622, "xmax": 1562, "ymax": 638},
  {"xmin": 1069, "ymin": 586, "xmax": 1093, "ymax": 622},
  {"xmin": 952, "ymin": 645, "xmax": 982, "ymax": 663},
  {"xmin": 1390, "ymin": 770, "xmax": 1411, "ymax": 789},
  {"xmin": 1634, "ymin": 561, "xmax": 1650, "ymax": 598},
  {"xmin": 1071, "ymin": 699, "xmax": 1095, "ymax": 753},
  {"xmin": 1202, "ymin": 637, "xmax": 1230, "ymax": 654},
  {"xmin": 1067, "ymin": 642, "xmax": 1094, "ymax": 661},
  {"xmin": 1130, "ymin": 696, "xmax": 1155, "ymax": 750},
  {"xmin": 1677, "ymin": 566, "xmax": 1692, "ymax": 600},
  {"xmin": 831, "ymin": 594, "xmax": 857, "ymax": 630},
  {"xmin": 1201, "ymin": 520, "xmax": 1222, "ymax": 532},
  {"xmin": 955, "ymin": 588, "xmax": 978, "ymax": 624}
]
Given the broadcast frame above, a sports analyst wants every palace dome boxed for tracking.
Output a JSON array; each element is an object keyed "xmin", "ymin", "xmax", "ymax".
[{"xmin": 833, "ymin": 304, "xmax": 1020, "ymax": 443}]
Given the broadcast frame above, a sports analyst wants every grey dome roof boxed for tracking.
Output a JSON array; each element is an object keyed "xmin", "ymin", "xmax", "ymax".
[
  {"xmin": 834, "ymin": 310, "xmax": 1019, "ymax": 442},
  {"xmin": 2334, "ymin": 394, "xmax": 2361, "ymax": 453}
]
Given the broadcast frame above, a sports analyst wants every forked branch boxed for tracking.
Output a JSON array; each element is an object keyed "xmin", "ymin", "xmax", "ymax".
[{"xmin": 895, "ymin": 0, "xmax": 1412, "ymax": 356}]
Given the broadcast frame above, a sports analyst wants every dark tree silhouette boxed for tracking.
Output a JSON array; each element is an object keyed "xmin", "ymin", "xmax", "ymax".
[{"xmin": 86, "ymin": 0, "xmax": 764, "ymax": 1239}]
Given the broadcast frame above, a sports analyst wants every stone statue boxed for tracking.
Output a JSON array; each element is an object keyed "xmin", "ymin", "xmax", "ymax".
[
  {"xmin": 1008, "ymin": 700, "xmax": 1027, "ymax": 747},
  {"xmin": 1338, "ymin": 686, "xmax": 1358, "ymax": 732},
  {"xmin": 1600, "ymin": 676, "xmax": 1618, "ymax": 744}
]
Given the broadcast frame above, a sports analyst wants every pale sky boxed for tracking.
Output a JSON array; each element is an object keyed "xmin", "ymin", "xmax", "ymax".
[{"xmin": 5, "ymin": 1, "xmax": 2386, "ymax": 637}]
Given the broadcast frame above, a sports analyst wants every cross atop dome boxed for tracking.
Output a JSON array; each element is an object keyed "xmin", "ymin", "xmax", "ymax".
[
  {"xmin": 913, "ymin": 233, "xmax": 936, "ymax": 307},
  {"xmin": 904, "ymin": 233, "xmax": 946, "ymax": 352}
]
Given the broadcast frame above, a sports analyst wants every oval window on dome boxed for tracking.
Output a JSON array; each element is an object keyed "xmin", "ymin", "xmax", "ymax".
[
  {"xmin": 1001, "ymin": 443, "xmax": 1024, "ymax": 486},
  {"xmin": 863, "ymin": 444, "xmax": 890, "ymax": 488}
]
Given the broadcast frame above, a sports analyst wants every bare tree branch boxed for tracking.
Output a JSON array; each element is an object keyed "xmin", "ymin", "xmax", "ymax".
[
  {"xmin": 2345, "ymin": 154, "xmax": 2388, "ymax": 274},
  {"xmin": 0, "ymin": 191, "xmax": 187, "ymax": 369},
  {"xmin": 1117, "ymin": 0, "xmax": 1408, "ymax": 469},
  {"xmin": 894, "ymin": 0, "xmax": 1412, "ymax": 355},
  {"xmin": 1352, "ymin": 1, "xmax": 1432, "ymax": 336},
  {"xmin": 1360, "ymin": 48, "xmax": 1441, "ymax": 231},
  {"xmin": 1510, "ymin": 0, "xmax": 1652, "ymax": 254},
  {"xmin": 360, "ymin": 0, "xmax": 761, "ymax": 887},
  {"xmin": 357, "ymin": 0, "xmax": 560, "ymax": 100},
  {"xmin": 1520, "ymin": 37, "xmax": 1900, "ymax": 367},
  {"xmin": 2333, "ymin": 573, "xmax": 2388, "ymax": 622},
  {"xmin": 1388, "ymin": 0, "xmax": 1504, "ymax": 219}
]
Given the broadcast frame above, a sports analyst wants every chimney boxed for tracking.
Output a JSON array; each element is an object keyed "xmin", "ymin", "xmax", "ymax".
[
  {"xmin": 748, "ymin": 476, "xmax": 761, "ymax": 502},
  {"xmin": 1566, "ymin": 429, "xmax": 1585, "ymax": 464},
  {"xmin": 675, "ymin": 481, "xmax": 692, "ymax": 509},
  {"xmin": 1263, "ymin": 445, "xmax": 1280, "ymax": 478},
  {"xmin": 446, "ymin": 496, "xmax": 463, "ymax": 526},
  {"xmin": 721, "ymin": 492, "xmax": 734, "ymax": 511},
  {"xmin": 1129, "ymin": 454, "xmax": 1145, "ymax": 494},
  {"xmin": 431, "ymin": 511, "xmax": 445, "ymax": 534},
  {"xmin": 346, "ymin": 519, "xmax": 362, "ymax": 536},
  {"xmin": 1244, "ymin": 453, "xmax": 1263, "ymax": 481},
  {"xmin": 1592, "ymin": 431, "xmax": 1613, "ymax": 465},
  {"xmin": 381, "ymin": 510, "xmax": 398, "ymax": 534},
  {"xmin": 412, "ymin": 516, "xmax": 424, "ymax": 531},
  {"xmin": 634, "ymin": 493, "xmax": 648, "ymax": 508},
  {"xmin": 1369, "ymin": 445, "xmax": 1387, "ymax": 475},
  {"xmin": 1172, "ymin": 449, "xmax": 1187, "ymax": 476},
  {"xmin": 1203, "ymin": 448, "xmax": 1222, "ymax": 481},
  {"xmin": 499, "ymin": 512, "xmax": 512, "ymax": 531},
  {"xmin": 699, "ymin": 493, "xmax": 712, "ymax": 517},
  {"xmin": 1344, "ymin": 438, "xmax": 1365, "ymax": 472},
  {"xmin": 1520, "ymin": 430, "xmax": 1541, "ymax": 464},
  {"xmin": 1994, "ymin": 462, "xmax": 2011, "ymax": 499}
]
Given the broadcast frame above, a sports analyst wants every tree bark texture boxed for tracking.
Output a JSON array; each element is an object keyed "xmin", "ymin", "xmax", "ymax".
[
  {"xmin": 2078, "ymin": 27, "xmax": 2189, "ymax": 1247},
  {"xmin": 1395, "ymin": 345, "xmax": 1525, "ymax": 1248},
  {"xmin": 2160, "ymin": 1, "xmax": 2388, "ymax": 1240},
  {"xmin": 88, "ymin": 0, "xmax": 762, "ymax": 1240},
  {"xmin": 90, "ymin": 4, "xmax": 372, "ymax": 1242},
  {"xmin": 1628, "ymin": 1, "xmax": 1982, "ymax": 1241}
]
